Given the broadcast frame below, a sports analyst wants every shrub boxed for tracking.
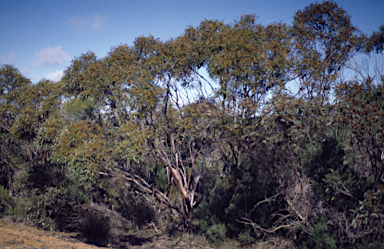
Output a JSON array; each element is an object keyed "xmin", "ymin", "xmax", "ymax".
[
  {"xmin": 0, "ymin": 185, "xmax": 13, "ymax": 217},
  {"xmin": 109, "ymin": 187, "xmax": 157, "ymax": 228},
  {"xmin": 302, "ymin": 218, "xmax": 336, "ymax": 249},
  {"xmin": 0, "ymin": 185, "xmax": 24, "ymax": 218},
  {"xmin": 25, "ymin": 187, "xmax": 64, "ymax": 230},
  {"xmin": 80, "ymin": 212, "xmax": 111, "ymax": 246},
  {"xmin": 206, "ymin": 223, "xmax": 227, "ymax": 243}
]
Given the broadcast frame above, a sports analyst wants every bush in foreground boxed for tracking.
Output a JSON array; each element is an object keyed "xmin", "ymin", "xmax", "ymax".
[{"xmin": 80, "ymin": 212, "xmax": 111, "ymax": 246}]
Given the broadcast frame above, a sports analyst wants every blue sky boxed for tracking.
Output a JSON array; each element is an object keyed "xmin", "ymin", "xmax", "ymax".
[{"xmin": 1, "ymin": 0, "xmax": 383, "ymax": 83}]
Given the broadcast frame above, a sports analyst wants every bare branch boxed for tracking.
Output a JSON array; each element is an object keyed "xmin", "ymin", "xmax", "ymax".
[{"xmin": 237, "ymin": 217, "xmax": 294, "ymax": 234}]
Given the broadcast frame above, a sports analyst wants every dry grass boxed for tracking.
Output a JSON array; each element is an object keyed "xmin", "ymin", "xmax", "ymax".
[
  {"xmin": 0, "ymin": 217, "xmax": 297, "ymax": 249},
  {"xmin": 0, "ymin": 218, "xmax": 100, "ymax": 249}
]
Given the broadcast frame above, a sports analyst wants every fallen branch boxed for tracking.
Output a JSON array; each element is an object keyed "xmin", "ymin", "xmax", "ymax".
[
  {"xmin": 248, "ymin": 193, "xmax": 282, "ymax": 217},
  {"xmin": 237, "ymin": 217, "xmax": 294, "ymax": 234}
]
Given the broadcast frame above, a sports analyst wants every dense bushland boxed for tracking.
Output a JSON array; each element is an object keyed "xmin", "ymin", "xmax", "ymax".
[{"xmin": 1, "ymin": 1, "xmax": 384, "ymax": 247}]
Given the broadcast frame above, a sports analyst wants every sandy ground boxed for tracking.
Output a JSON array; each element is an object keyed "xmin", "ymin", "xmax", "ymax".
[{"xmin": 0, "ymin": 218, "xmax": 101, "ymax": 249}]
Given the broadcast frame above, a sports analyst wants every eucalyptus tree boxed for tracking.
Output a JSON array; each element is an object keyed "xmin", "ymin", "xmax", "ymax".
[
  {"xmin": 237, "ymin": 2, "xmax": 364, "ymax": 241},
  {"xmin": 0, "ymin": 65, "xmax": 31, "ymax": 193},
  {"xmin": 335, "ymin": 22, "xmax": 384, "ymax": 187},
  {"xmin": 291, "ymin": 1, "xmax": 360, "ymax": 102},
  {"xmin": 1, "ymin": 65, "xmax": 63, "ymax": 193}
]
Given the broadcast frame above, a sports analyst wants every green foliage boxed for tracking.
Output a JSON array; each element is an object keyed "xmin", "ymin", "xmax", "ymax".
[
  {"xmin": 112, "ymin": 191, "xmax": 156, "ymax": 228},
  {"xmin": 0, "ymin": 185, "xmax": 13, "ymax": 216},
  {"xmin": 193, "ymin": 160, "xmax": 276, "ymax": 241},
  {"xmin": 336, "ymin": 78, "xmax": 384, "ymax": 186},
  {"xmin": 22, "ymin": 167, "xmax": 90, "ymax": 231},
  {"xmin": 0, "ymin": 185, "xmax": 24, "ymax": 218},
  {"xmin": 63, "ymin": 98, "xmax": 99, "ymax": 123},
  {"xmin": 292, "ymin": 1, "xmax": 359, "ymax": 100},
  {"xmin": 323, "ymin": 168, "xmax": 370, "ymax": 212},
  {"xmin": 0, "ymin": 64, "xmax": 31, "ymax": 94},
  {"xmin": 27, "ymin": 162, "xmax": 63, "ymax": 190},
  {"xmin": 64, "ymin": 170, "xmax": 90, "ymax": 204},
  {"xmin": 237, "ymin": 229, "xmax": 256, "ymax": 244},
  {"xmin": 25, "ymin": 185, "xmax": 87, "ymax": 231},
  {"xmin": 1, "ymin": 65, "xmax": 32, "ymax": 191},
  {"xmin": 352, "ymin": 187, "xmax": 384, "ymax": 228},
  {"xmin": 302, "ymin": 137, "xmax": 346, "ymax": 182},
  {"xmin": 4, "ymin": 204, "xmax": 24, "ymax": 217},
  {"xmin": 364, "ymin": 24, "xmax": 384, "ymax": 53},
  {"xmin": 25, "ymin": 187, "xmax": 65, "ymax": 230},
  {"xmin": 53, "ymin": 120, "xmax": 109, "ymax": 182},
  {"xmin": 193, "ymin": 215, "xmax": 227, "ymax": 243},
  {"xmin": 206, "ymin": 222, "xmax": 227, "ymax": 244},
  {"xmin": 302, "ymin": 218, "xmax": 336, "ymax": 249},
  {"xmin": 113, "ymin": 121, "xmax": 147, "ymax": 166},
  {"xmin": 300, "ymin": 137, "xmax": 369, "ymax": 211}
]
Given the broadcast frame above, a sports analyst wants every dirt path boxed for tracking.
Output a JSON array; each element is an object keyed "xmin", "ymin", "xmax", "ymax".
[{"xmin": 0, "ymin": 219, "xmax": 101, "ymax": 249}]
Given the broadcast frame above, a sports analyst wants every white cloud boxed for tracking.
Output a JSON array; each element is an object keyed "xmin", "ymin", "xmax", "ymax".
[
  {"xmin": 21, "ymin": 68, "xmax": 30, "ymax": 75},
  {"xmin": 32, "ymin": 46, "xmax": 70, "ymax": 67},
  {"xmin": 0, "ymin": 52, "xmax": 16, "ymax": 64},
  {"xmin": 45, "ymin": 71, "xmax": 64, "ymax": 82},
  {"xmin": 8, "ymin": 53, "xmax": 16, "ymax": 63},
  {"xmin": 68, "ymin": 14, "xmax": 109, "ymax": 32},
  {"xmin": 19, "ymin": 68, "xmax": 40, "ymax": 82}
]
